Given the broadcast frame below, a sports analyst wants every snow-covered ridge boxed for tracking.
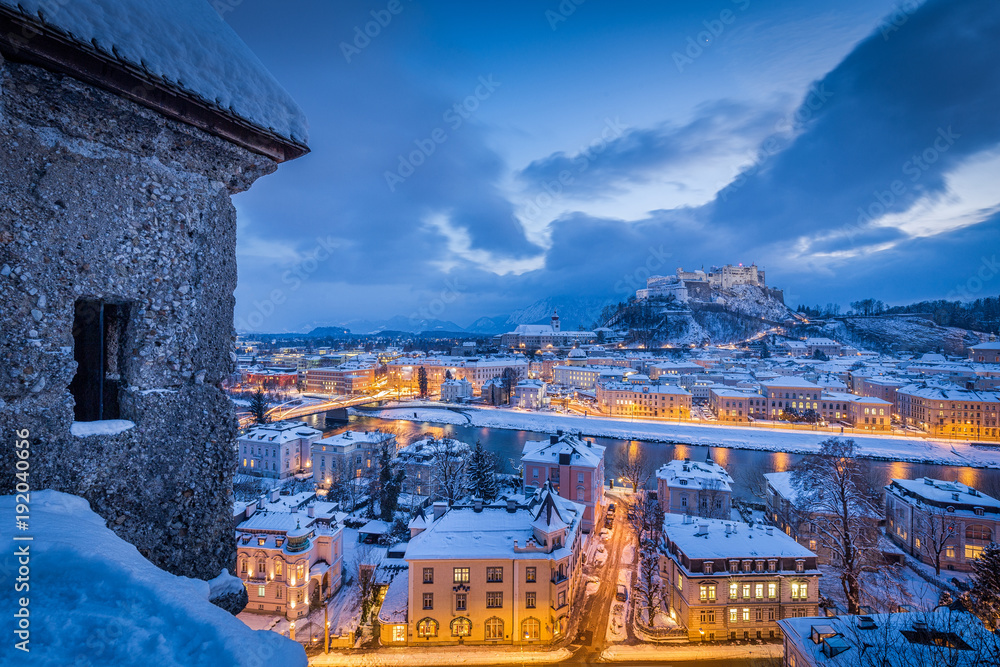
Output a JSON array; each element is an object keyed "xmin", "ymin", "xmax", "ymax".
[
  {"xmin": 0, "ymin": 490, "xmax": 305, "ymax": 667},
  {"xmin": 0, "ymin": 0, "xmax": 308, "ymax": 144}
]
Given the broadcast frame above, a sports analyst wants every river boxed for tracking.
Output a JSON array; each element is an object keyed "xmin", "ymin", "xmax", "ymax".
[{"xmin": 299, "ymin": 412, "xmax": 1000, "ymax": 500}]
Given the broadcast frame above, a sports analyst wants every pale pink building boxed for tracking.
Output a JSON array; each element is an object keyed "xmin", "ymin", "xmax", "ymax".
[{"xmin": 521, "ymin": 432, "xmax": 605, "ymax": 532}]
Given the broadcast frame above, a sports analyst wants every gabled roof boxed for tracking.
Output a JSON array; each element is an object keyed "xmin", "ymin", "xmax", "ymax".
[{"xmin": 531, "ymin": 487, "xmax": 568, "ymax": 533}]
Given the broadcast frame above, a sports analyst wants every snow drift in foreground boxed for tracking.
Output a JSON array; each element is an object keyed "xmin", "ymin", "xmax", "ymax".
[{"xmin": 0, "ymin": 490, "xmax": 305, "ymax": 667}]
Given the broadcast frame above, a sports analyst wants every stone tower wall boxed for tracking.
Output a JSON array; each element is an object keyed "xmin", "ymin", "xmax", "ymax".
[{"xmin": 0, "ymin": 60, "xmax": 276, "ymax": 577}]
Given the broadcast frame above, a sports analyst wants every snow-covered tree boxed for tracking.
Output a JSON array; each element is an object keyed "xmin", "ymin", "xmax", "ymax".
[
  {"xmin": 791, "ymin": 438, "xmax": 880, "ymax": 614},
  {"xmin": 970, "ymin": 541, "xmax": 1000, "ymax": 630},
  {"xmin": 429, "ymin": 439, "xmax": 468, "ymax": 504},
  {"xmin": 468, "ymin": 441, "xmax": 500, "ymax": 502}
]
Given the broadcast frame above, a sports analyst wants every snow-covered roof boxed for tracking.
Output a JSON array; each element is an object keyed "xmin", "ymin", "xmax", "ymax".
[
  {"xmin": 657, "ymin": 458, "xmax": 733, "ymax": 492},
  {"xmin": 763, "ymin": 471, "xmax": 801, "ymax": 504},
  {"xmin": 0, "ymin": 0, "xmax": 308, "ymax": 157},
  {"xmin": 970, "ymin": 341, "xmax": 1000, "ymax": 350},
  {"xmin": 8, "ymin": 491, "xmax": 306, "ymax": 666},
  {"xmin": 404, "ymin": 494, "xmax": 581, "ymax": 562},
  {"xmin": 778, "ymin": 611, "xmax": 991, "ymax": 667},
  {"xmin": 663, "ymin": 514, "xmax": 816, "ymax": 561},
  {"xmin": 239, "ymin": 421, "xmax": 321, "ymax": 444},
  {"xmin": 889, "ymin": 477, "xmax": 1000, "ymax": 510},
  {"xmin": 896, "ymin": 384, "xmax": 1000, "ymax": 403},
  {"xmin": 521, "ymin": 433, "xmax": 605, "ymax": 468},
  {"xmin": 761, "ymin": 376, "xmax": 821, "ymax": 389},
  {"xmin": 377, "ymin": 570, "xmax": 409, "ymax": 624}
]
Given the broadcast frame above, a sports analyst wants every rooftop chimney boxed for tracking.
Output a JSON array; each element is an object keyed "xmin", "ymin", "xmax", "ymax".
[
  {"xmin": 270, "ymin": 488, "xmax": 280, "ymax": 503},
  {"xmin": 432, "ymin": 501, "xmax": 448, "ymax": 521},
  {"xmin": 507, "ymin": 498, "xmax": 518, "ymax": 513},
  {"xmin": 550, "ymin": 434, "xmax": 559, "ymax": 444},
  {"xmin": 474, "ymin": 499, "xmax": 484, "ymax": 513},
  {"xmin": 308, "ymin": 506, "xmax": 315, "ymax": 518}
]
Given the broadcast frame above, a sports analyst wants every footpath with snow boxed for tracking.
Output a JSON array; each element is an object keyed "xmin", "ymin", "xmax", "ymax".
[{"xmin": 357, "ymin": 404, "xmax": 1000, "ymax": 468}]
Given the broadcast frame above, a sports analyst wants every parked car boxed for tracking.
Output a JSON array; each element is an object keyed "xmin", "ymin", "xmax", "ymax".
[
  {"xmin": 616, "ymin": 585, "xmax": 628, "ymax": 602},
  {"xmin": 607, "ymin": 503, "xmax": 616, "ymax": 514}
]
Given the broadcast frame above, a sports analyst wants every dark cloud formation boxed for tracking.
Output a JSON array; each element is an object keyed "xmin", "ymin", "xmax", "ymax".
[{"xmin": 228, "ymin": 0, "xmax": 1000, "ymax": 330}]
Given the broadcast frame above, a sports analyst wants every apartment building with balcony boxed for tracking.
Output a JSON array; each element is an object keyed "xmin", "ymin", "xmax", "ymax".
[
  {"xmin": 659, "ymin": 514, "xmax": 821, "ymax": 641},
  {"xmin": 236, "ymin": 504, "xmax": 344, "ymax": 620},
  {"xmin": 384, "ymin": 485, "xmax": 584, "ymax": 646}
]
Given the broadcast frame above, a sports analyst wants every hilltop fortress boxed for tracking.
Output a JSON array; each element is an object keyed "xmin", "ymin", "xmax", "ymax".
[{"xmin": 637, "ymin": 263, "xmax": 782, "ymax": 304}]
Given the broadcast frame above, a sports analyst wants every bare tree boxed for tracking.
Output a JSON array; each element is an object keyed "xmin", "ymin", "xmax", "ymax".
[
  {"xmin": 615, "ymin": 446, "xmax": 651, "ymax": 494},
  {"xmin": 916, "ymin": 503, "xmax": 958, "ymax": 576},
  {"xmin": 700, "ymin": 478, "xmax": 731, "ymax": 519},
  {"xmin": 791, "ymin": 438, "xmax": 881, "ymax": 614},
  {"xmin": 429, "ymin": 438, "xmax": 468, "ymax": 504},
  {"xmin": 351, "ymin": 544, "xmax": 384, "ymax": 625}
]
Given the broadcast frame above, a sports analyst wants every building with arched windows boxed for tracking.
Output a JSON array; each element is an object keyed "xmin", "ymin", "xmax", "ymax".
[
  {"xmin": 236, "ymin": 503, "xmax": 344, "ymax": 620},
  {"xmin": 885, "ymin": 477, "xmax": 1000, "ymax": 572},
  {"xmin": 382, "ymin": 484, "xmax": 583, "ymax": 646}
]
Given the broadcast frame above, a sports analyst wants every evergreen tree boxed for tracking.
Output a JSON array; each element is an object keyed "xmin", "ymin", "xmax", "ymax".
[
  {"xmin": 417, "ymin": 366, "xmax": 428, "ymax": 397},
  {"xmin": 249, "ymin": 388, "xmax": 269, "ymax": 424},
  {"xmin": 469, "ymin": 441, "xmax": 500, "ymax": 502},
  {"xmin": 970, "ymin": 541, "xmax": 1000, "ymax": 630}
]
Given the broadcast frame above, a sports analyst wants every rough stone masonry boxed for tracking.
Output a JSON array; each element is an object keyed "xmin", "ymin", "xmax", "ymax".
[{"xmin": 0, "ymin": 59, "xmax": 277, "ymax": 578}]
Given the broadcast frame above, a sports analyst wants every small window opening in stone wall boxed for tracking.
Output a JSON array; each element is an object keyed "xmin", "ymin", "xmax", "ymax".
[{"xmin": 70, "ymin": 299, "xmax": 129, "ymax": 421}]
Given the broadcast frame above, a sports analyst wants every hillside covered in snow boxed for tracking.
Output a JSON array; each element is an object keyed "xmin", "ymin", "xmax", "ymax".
[
  {"xmin": 814, "ymin": 316, "xmax": 987, "ymax": 355},
  {"xmin": 0, "ymin": 491, "xmax": 305, "ymax": 667}
]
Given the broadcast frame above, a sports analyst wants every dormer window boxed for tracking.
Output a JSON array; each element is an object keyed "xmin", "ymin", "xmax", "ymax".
[{"xmin": 258, "ymin": 537, "xmax": 266, "ymax": 546}]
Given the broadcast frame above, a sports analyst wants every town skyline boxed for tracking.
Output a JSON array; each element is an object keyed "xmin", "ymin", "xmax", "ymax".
[{"xmin": 227, "ymin": 0, "xmax": 1000, "ymax": 331}]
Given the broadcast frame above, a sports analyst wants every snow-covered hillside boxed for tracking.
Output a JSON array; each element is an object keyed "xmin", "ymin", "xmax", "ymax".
[
  {"xmin": 0, "ymin": 491, "xmax": 305, "ymax": 667},
  {"xmin": 819, "ymin": 317, "xmax": 986, "ymax": 355}
]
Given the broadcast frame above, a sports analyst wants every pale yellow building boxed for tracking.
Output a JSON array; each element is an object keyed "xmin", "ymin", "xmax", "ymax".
[
  {"xmin": 236, "ymin": 504, "xmax": 344, "ymax": 620},
  {"xmin": 380, "ymin": 485, "xmax": 584, "ymax": 646},
  {"xmin": 660, "ymin": 514, "xmax": 821, "ymax": 641}
]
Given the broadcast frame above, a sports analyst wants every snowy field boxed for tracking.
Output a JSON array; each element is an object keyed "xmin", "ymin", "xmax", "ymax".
[{"xmin": 359, "ymin": 405, "xmax": 1000, "ymax": 468}]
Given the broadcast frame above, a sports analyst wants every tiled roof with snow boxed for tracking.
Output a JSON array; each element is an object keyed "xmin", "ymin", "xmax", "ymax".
[
  {"xmin": 0, "ymin": 0, "xmax": 308, "ymax": 146},
  {"xmin": 377, "ymin": 570, "xmax": 409, "ymax": 624},
  {"xmin": 889, "ymin": 477, "xmax": 1000, "ymax": 509},
  {"xmin": 761, "ymin": 376, "xmax": 821, "ymax": 389}
]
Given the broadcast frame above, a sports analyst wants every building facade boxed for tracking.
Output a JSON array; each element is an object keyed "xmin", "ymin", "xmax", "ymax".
[
  {"xmin": 521, "ymin": 433, "xmax": 606, "ymax": 532},
  {"xmin": 311, "ymin": 430, "xmax": 394, "ymax": 490},
  {"xmin": 656, "ymin": 457, "xmax": 733, "ymax": 519},
  {"xmin": 659, "ymin": 514, "xmax": 821, "ymax": 642},
  {"xmin": 387, "ymin": 487, "xmax": 584, "ymax": 646},
  {"xmin": 236, "ymin": 504, "xmax": 344, "ymax": 620},
  {"xmin": 303, "ymin": 363, "xmax": 375, "ymax": 395},
  {"xmin": 896, "ymin": 385, "xmax": 1000, "ymax": 441},
  {"xmin": 885, "ymin": 477, "xmax": 1000, "ymax": 572},
  {"xmin": 237, "ymin": 421, "xmax": 322, "ymax": 479},
  {"xmin": 596, "ymin": 382, "xmax": 692, "ymax": 419}
]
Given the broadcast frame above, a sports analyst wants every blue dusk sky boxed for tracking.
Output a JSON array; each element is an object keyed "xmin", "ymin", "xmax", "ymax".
[{"xmin": 225, "ymin": 0, "xmax": 1000, "ymax": 332}]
